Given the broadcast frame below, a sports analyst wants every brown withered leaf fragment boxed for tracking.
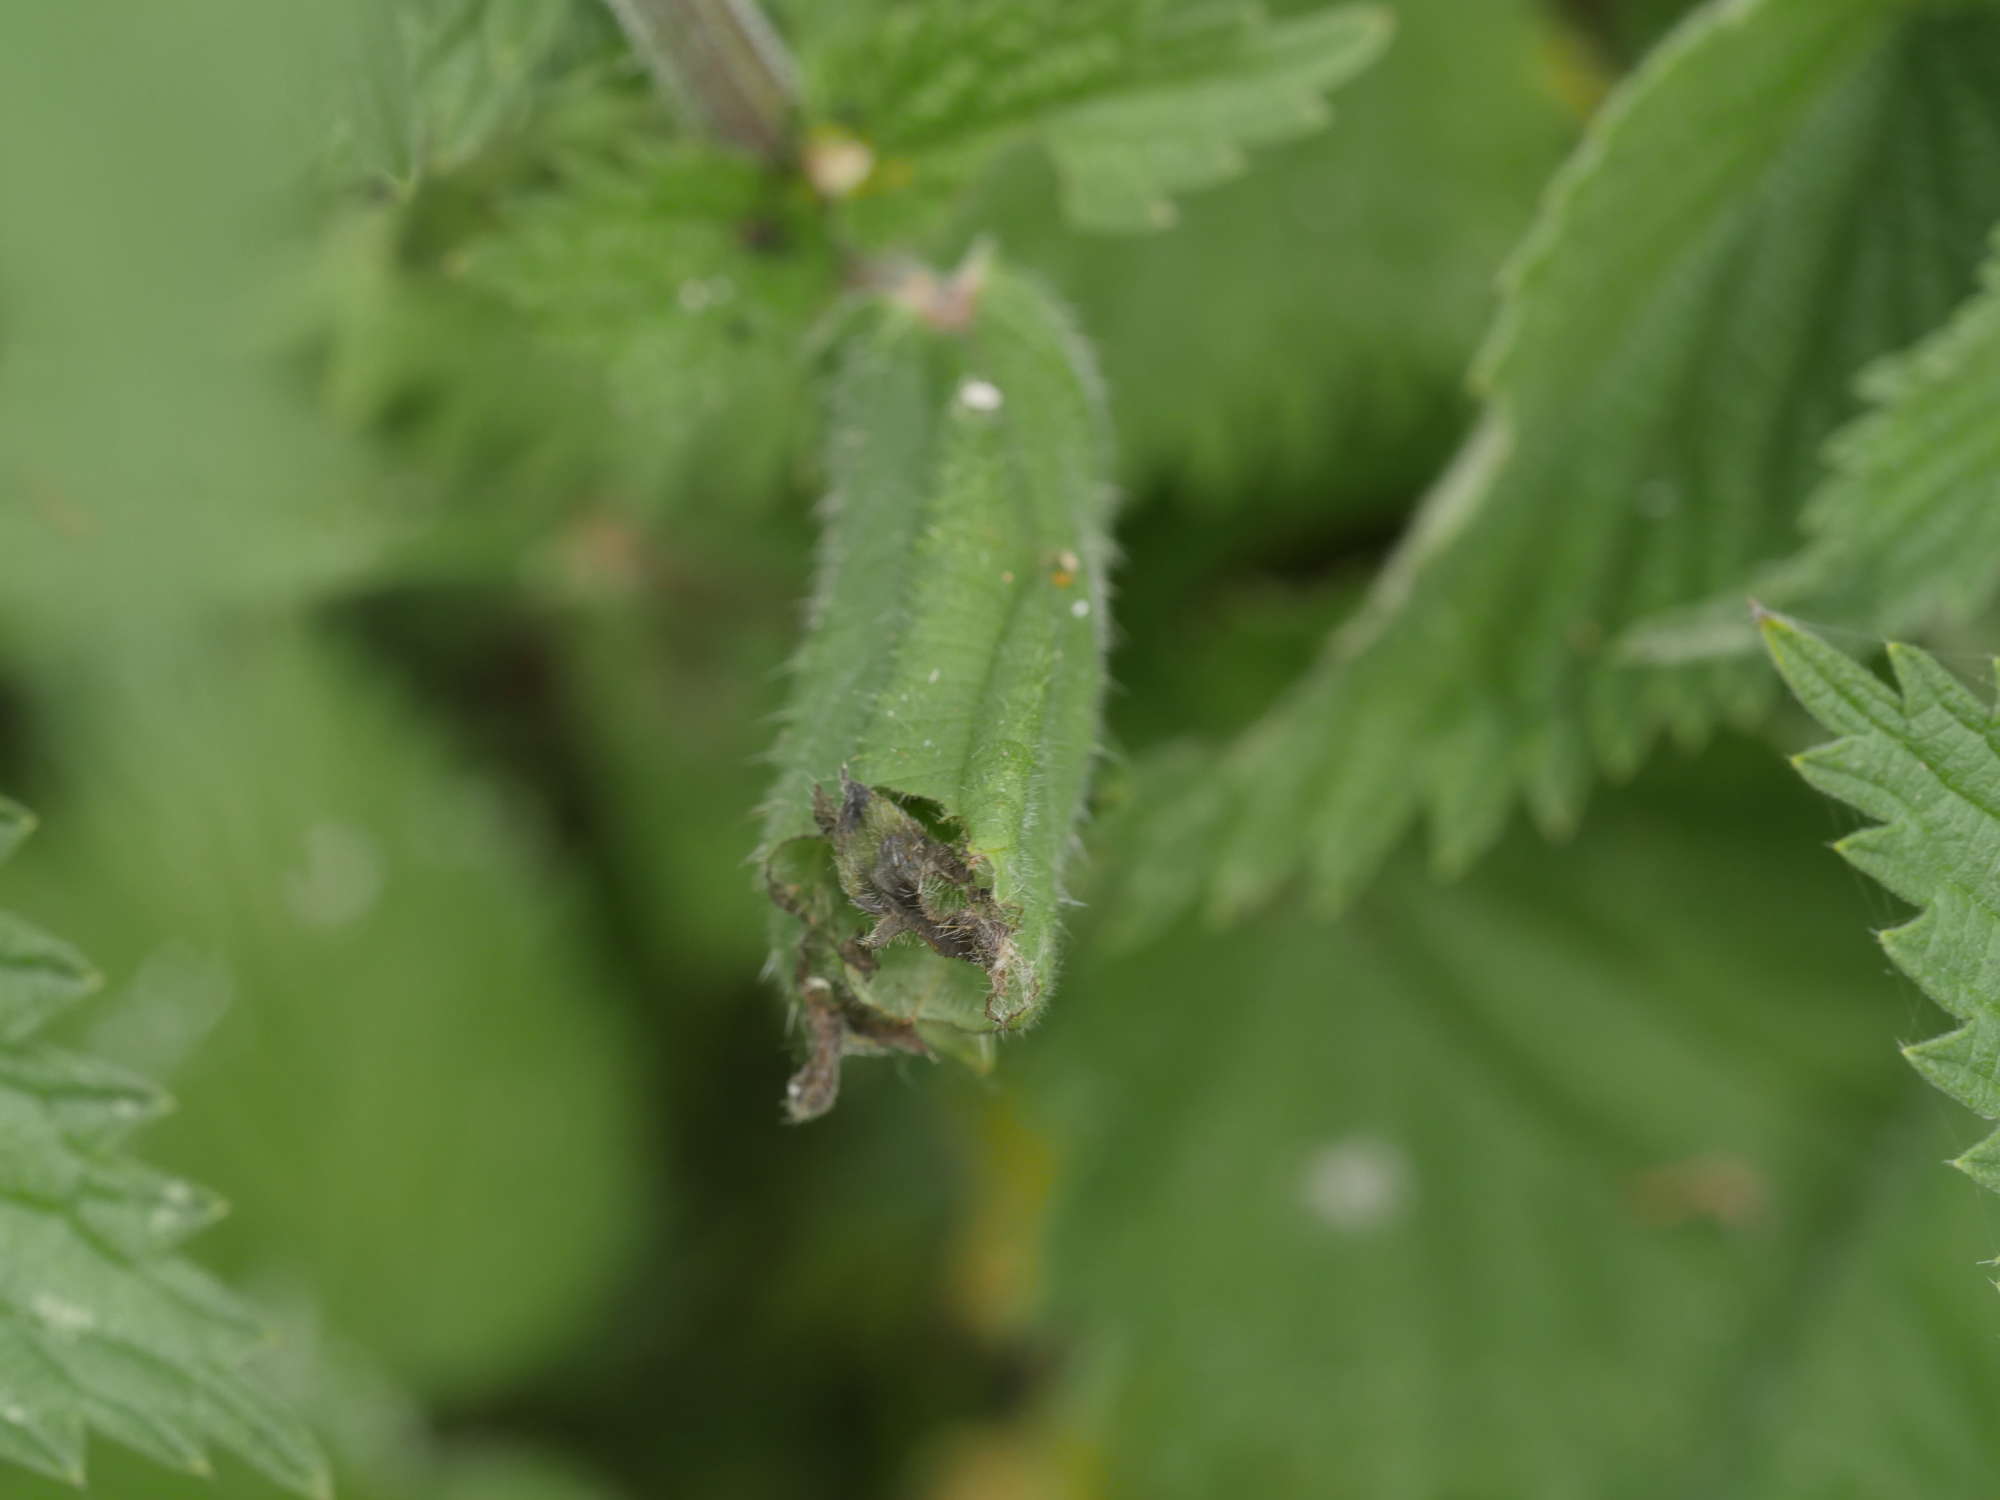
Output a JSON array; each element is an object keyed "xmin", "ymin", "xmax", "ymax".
[
  {"xmin": 812, "ymin": 771, "xmax": 1018, "ymax": 976},
  {"xmin": 842, "ymin": 1005, "xmax": 931, "ymax": 1057},
  {"xmin": 773, "ymin": 773, "xmax": 1024, "ymax": 1119},
  {"xmin": 765, "ymin": 833, "xmax": 880, "ymax": 980},
  {"xmin": 781, "ymin": 967, "xmax": 932, "ymax": 1125},
  {"xmin": 784, "ymin": 977, "xmax": 847, "ymax": 1124}
]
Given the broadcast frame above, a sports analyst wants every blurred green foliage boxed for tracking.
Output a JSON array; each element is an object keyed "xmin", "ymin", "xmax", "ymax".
[
  {"xmin": 2, "ymin": 0, "xmax": 1999, "ymax": 1496},
  {"xmin": 1037, "ymin": 744, "xmax": 2000, "ymax": 1496},
  {"xmin": 9, "ymin": 630, "xmax": 648, "ymax": 1402},
  {"xmin": 1108, "ymin": 0, "xmax": 2000, "ymax": 934},
  {"xmin": 986, "ymin": 0, "xmax": 1574, "ymax": 511}
]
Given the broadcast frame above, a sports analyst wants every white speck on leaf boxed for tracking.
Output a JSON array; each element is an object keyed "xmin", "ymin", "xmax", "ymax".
[
  {"xmin": 957, "ymin": 377, "xmax": 1004, "ymax": 413},
  {"xmin": 1299, "ymin": 1135, "xmax": 1412, "ymax": 1233},
  {"xmin": 1070, "ymin": 599, "xmax": 1091, "ymax": 618}
]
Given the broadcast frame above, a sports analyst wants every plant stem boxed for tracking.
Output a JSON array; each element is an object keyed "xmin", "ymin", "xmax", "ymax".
[{"xmin": 599, "ymin": 0, "xmax": 797, "ymax": 159}]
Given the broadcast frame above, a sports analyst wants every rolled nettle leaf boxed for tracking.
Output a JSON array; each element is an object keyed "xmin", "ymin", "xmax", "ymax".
[{"xmin": 759, "ymin": 260, "xmax": 1113, "ymax": 1120}]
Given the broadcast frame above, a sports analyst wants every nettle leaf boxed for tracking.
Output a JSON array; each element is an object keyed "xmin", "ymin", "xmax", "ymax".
[
  {"xmin": 1034, "ymin": 748, "xmax": 2000, "ymax": 1493},
  {"xmin": 1782, "ymin": 236, "xmax": 2000, "ymax": 633},
  {"xmin": 759, "ymin": 262, "xmax": 1113, "ymax": 1120},
  {"xmin": 6, "ymin": 628, "xmax": 651, "ymax": 1406},
  {"xmin": 0, "ymin": 804, "xmax": 327, "ymax": 1496},
  {"xmin": 459, "ymin": 145, "xmax": 839, "ymax": 513},
  {"xmin": 794, "ymin": 0, "xmax": 1389, "ymax": 234},
  {"xmin": 1036, "ymin": 4, "xmax": 1391, "ymax": 232},
  {"xmin": 1763, "ymin": 617, "xmax": 2000, "ymax": 1214},
  {"xmin": 332, "ymin": 0, "xmax": 612, "ymax": 189},
  {"xmin": 989, "ymin": 0, "xmax": 1572, "ymax": 509},
  {"xmin": 1111, "ymin": 0, "xmax": 2000, "ymax": 933},
  {"xmin": 1634, "ymin": 234, "xmax": 2000, "ymax": 661}
]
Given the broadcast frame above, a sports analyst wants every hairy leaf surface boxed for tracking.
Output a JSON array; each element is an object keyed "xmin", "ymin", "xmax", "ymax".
[
  {"xmin": 1764, "ymin": 618, "xmax": 2000, "ymax": 1216},
  {"xmin": 0, "ymin": 803, "xmax": 327, "ymax": 1496},
  {"xmin": 1112, "ymin": 0, "xmax": 2000, "ymax": 932},
  {"xmin": 760, "ymin": 264, "xmax": 1113, "ymax": 1118}
]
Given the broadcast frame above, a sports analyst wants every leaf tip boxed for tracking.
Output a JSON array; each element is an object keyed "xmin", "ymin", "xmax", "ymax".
[{"xmin": 1751, "ymin": 600, "xmax": 1799, "ymax": 645}]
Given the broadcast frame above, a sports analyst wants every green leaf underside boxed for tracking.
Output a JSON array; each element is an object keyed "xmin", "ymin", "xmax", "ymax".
[
  {"xmin": 1110, "ymin": 0, "xmax": 2000, "ymax": 934},
  {"xmin": 1040, "ymin": 749, "xmax": 2000, "ymax": 1495},
  {"xmin": 799, "ymin": 0, "xmax": 1390, "ymax": 232},
  {"xmin": 1632, "ymin": 233, "xmax": 2000, "ymax": 660},
  {"xmin": 1763, "ymin": 617, "xmax": 2000, "ymax": 1207},
  {"xmin": 759, "ymin": 265, "xmax": 1113, "ymax": 1118},
  {"xmin": 0, "ymin": 812, "xmax": 327, "ymax": 1495}
]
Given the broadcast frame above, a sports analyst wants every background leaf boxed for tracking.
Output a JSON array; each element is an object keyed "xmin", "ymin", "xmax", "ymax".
[
  {"xmin": 329, "ymin": 0, "xmax": 619, "ymax": 190},
  {"xmin": 1110, "ymin": 0, "xmax": 2000, "ymax": 935},
  {"xmin": 1031, "ymin": 5, "xmax": 1392, "ymax": 233},
  {"xmin": 986, "ymin": 0, "xmax": 1575, "ymax": 512},
  {"xmin": 1028, "ymin": 743, "xmax": 2000, "ymax": 1496},
  {"xmin": 0, "ymin": 813, "xmax": 326, "ymax": 1496},
  {"xmin": 4, "ymin": 626, "xmax": 650, "ymax": 1405},
  {"xmin": 1632, "ymin": 235, "xmax": 2000, "ymax": 661},
  {"xmin": 458, "ymin": 145, "xmax": 840, "ymax": 518},
  {"xmin": 789, "ymin": 0, "xmax": 1388, "ymax": 236}
]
